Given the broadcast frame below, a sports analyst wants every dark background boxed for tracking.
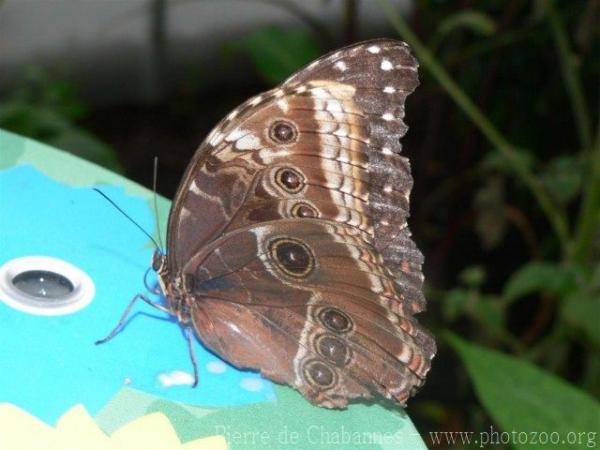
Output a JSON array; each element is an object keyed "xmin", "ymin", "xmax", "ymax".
[{"xmin": 1, "ymin": 1, "xmax": 598, "ymax": 448}]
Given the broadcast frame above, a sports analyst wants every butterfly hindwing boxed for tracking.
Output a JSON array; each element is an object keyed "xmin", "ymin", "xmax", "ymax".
[{"xmin": 187, "ymin": 220, "xmax": 432, "ymax": 407}]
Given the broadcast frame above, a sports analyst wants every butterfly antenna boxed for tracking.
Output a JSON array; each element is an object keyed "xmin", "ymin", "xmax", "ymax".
[
  {"xmin": 153, "ymin": 156, "xmax": 165, "ymax": 250},
  {"xmin": 93, "ymin": 188, "xmax": 161, "ymax": 250}
]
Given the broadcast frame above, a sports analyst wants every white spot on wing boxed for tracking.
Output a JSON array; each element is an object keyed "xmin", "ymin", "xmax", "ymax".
[
  {"xmin": 382, "ymin": 146, "xmax": 393, "ymax": 155},
  {"xmin": 277, "ymin": 99, "xmax": 289, "ymax": 112},
  {"xmin": 180, "ymin": 206, "xmax": 191, "ymax": 220},
  {"xmin": 236, "ymin": 133, "xmax": 261, "ymax": 150},
  {"xmin": 311, "ymin": 87, "xmax": 329, "ymax": 99},
  {"xmin": 397, "ymin": 63, "xmax": 418, "ymax": 72},
  {"xmin": 226, "ymin": 128, "xmax": 247, "ymax": 142},
  {"xmin": 208, "ymin": 131, "xmax": 223, "ymax": 146},
  {"xmin": 228, "ymin": 322, "xmax": 241, "ymax": 334},
  {"xmin": 382, "ymin": 112, "xmax": 395, "ymax": 121},
  {"xmin": 368, "ymin": 45, "xmax": 381, "ymax": 54},
  {"xmin": 326, "ymin": 100, "xmax": 343, "ymax": 113},
  {"xmin": 249, "ymin": 95, "xmax": 262, "ymax": 106},
  {"xmin": 397, "ymin": 344, "xmax": 412, "ymax": 364},
  {"xmin": 384, "ymin": 86, "xmax": 396, "ymax": 94},
  {"xmin": 334, "ymin": 61, "xmax": 348, "ymax": 71},
  {"xmin": 381, "ymin": 59, "xmax": 393, "ymax": 71}
]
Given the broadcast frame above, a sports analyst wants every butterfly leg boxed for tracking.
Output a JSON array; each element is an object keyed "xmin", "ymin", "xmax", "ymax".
[
  {"xmin": 95, "ymin": 293, "xmax": 170, "ymax": 345},
  {"xmin": 185, "ymin": 326, "xmax": 199, "ymax": 387}
]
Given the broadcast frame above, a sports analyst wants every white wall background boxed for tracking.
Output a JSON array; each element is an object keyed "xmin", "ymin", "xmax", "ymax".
[{"xmin": 0, "ymin": 0, "xmax": 412, "ymax": 105}]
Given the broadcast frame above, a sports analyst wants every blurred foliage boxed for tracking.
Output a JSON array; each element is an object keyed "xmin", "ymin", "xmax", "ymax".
[
  {"xmin": 449, "ymin": 334, "xmax": 599, "ymax": 450},
  {"xmin": 224, "ymin": 25, "xmax": 321, "ymax": 85},
  {"xmin": 0, "ymin": 67, "xmax": 121, "ymax": 171}
]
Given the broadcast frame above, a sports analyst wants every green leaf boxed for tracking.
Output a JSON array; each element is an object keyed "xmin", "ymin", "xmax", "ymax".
[
  {"xmin": 0, "ymin": 102, "xmax": 72, "ymax": 138},
  {"xmin": 503, "ymin": 261, "xmax": 575, "ymax": 302},
  {"xmin": 11, "ymin": 66, "xmax": 88, "ymax": 121},
  {"xmin": 443, "ymin": 287, "xmax": 505, "ymax": 337},
  {"xmin": 443, "ymin": 288, "xmax": 471, "ymax": 321},
  {"xmin": 480, "ymin": 149, "xmax": 535, "ymax": 175},
  {"xmin": 540, "ymin": 155, "xmax": 583, "ymax": 204},
  {"xmin": 0, "ymin": 101, "xmax": 121, "ymax": 172},
  {"xmin": 459, "ymin": 265, "xmax": 486, "ymax": 287},
  {"xmin": 437, "ymin": 10, "xmax": 497, "ymax": 38},
  {"xmin": 563, "ymin": 292, "xmax": 600, "ymax": 347},
  {"xmin": 473, "ymin": 295, "xmax": 505, "ymax": 334},
  {"xmin": 447, "ymin": 334, "xmax": 600, "ymax": 450},
  {"xmin": 231, "ymin": 25, "xmax": 321, "ymax": 85},
  {"xmin": 591, "ymin": 263, "xmax": 600, "ymax": 289}
]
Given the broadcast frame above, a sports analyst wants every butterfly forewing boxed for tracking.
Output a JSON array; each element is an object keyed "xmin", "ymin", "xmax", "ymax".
[{"xmin": 162, "ymin": 39, "xmax": 435, "ymax": 408}]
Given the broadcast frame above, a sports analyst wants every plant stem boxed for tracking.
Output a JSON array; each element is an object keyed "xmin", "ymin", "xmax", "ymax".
[
  {"xmin": 544, "ymin": 0, "xmax": 593, "ymax": 152},
  {"xmin": 573, "ymin": 119, "xmax": 600, "ymax": 262},
  {"xmin": 544, "ymin": 0, "xmax": 599, "ymax": 262},
  {"xmin": 445, "ymin": 27, "xmax": 540, "ymax": 67},
  {"xmin": 148, "ymin": 0, "xmax": 168, "ymax": 101},
  {"xmin": 343, "ymin": 0, "xmax": 359, "ymax": 44},
  {"xmin": 378, "ymin": 0, "xmax": 570, "ymax": 252}
]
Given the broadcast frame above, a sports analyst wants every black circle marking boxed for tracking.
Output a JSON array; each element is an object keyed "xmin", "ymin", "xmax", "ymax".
[
  {"xmin": 269, "ymin": 238, "xmax": 315, "ymax": 278},
  {"xmin": 319, "ymin": 307, "xmax": 353, "ymax": 333},
  {"xmin": 303, "ymin": 360, "xmax": 336, "ymax": 389},
  {"xmin": 269, "ymin": 120, "xmax": 298, "ymax": 144},
  {"xmin": 276, "ymin": 167, "xmax": 305, "ymax": 193},
  {"xmin": 316, "ymin": 334, "xmax": 351, "ymax": 367},
  {"xmin": 291, "ymin": 202, "xmax": 318, "ymax": 218}
]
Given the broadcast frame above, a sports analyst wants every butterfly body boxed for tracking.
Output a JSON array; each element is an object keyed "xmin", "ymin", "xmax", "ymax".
[{"xmin": 155, "ymin": 39, "xmax": 435, "ymax": 408}]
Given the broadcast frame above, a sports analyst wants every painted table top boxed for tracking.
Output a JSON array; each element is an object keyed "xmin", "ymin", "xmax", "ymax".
[{"xmin": 0, "ymin": 129, "xmax": 427, "ymax": 450}]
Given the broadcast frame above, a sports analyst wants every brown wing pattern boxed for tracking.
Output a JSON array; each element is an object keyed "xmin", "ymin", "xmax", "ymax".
[
  {"xmin": 165, "ymin": 39, "xmax": 435, "ymax": 407},
  {"xmin": 283, "ymin": 40, "xmax": 427, "ymax": 315},
  {"xmin": 187, "ymin": 220, "xmax": 433, "ymax": 407}
]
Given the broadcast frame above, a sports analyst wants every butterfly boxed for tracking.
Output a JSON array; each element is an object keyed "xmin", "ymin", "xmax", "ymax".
[{"xmin": 103, "ymin": 39, "xmax": 435, "ymax": 409}]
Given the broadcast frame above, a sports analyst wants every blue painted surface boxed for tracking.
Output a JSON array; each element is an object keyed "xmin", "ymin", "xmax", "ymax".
[{"xmin": 0, "ymin": 165, "xmax": 274, "ymax": 423}]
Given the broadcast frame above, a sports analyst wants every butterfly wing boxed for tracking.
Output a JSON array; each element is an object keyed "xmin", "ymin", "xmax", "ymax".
[
  {"xmin": 187, "ymin": 219, "xmax": 434, "ymax": 407},
  {"xmin": 166, "ymin": 39, "xmax": 435, "ymax": 407}
]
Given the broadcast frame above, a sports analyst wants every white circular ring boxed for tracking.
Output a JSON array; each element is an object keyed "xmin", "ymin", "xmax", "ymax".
[{"xmin": 0, "ymin": 256, "xmax": 95, "ymax": 316}]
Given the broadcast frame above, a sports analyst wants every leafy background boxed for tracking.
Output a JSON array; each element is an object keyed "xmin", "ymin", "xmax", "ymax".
[{"xmin": 1, "ymin": 1, "xmax": 598, "ymax": 449}]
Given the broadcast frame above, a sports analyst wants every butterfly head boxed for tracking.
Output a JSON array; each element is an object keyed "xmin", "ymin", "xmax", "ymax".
[
  {"xmin": 150, "ymin": 249, "xmax": 190, "ymax": 324},
  {"xmin": 151, "ymin": 248, "xmax": 166, "ymax": 273},
  {"xmin": 151, "ymin": 249, "xmax": 169, "ymax": 296}
]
